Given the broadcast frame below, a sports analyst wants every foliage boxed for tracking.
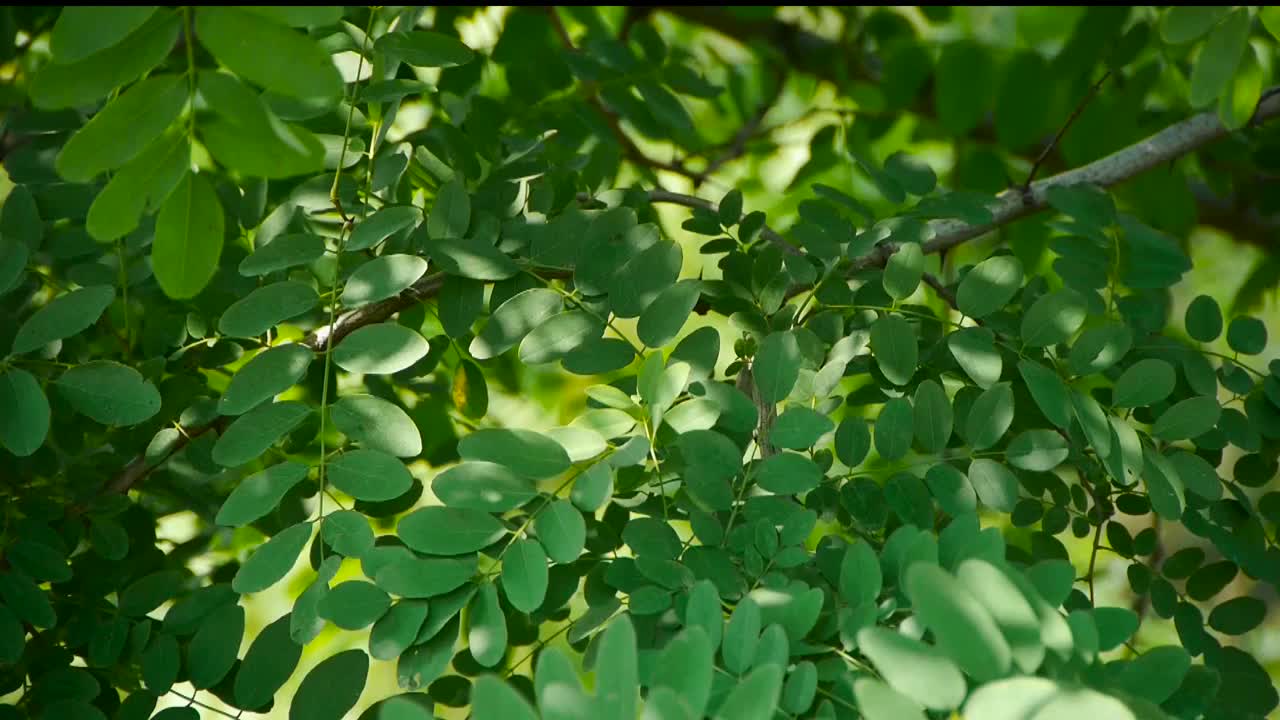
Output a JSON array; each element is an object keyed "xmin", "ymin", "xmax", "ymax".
[{"xmin": 1, "ymin": 5, "xmax": 1280, "ymax": 720}]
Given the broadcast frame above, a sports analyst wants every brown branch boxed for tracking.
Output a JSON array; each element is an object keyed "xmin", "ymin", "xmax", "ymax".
[
  {"xmin": 103, "ymin": 86, "xmax": 1280, "ymax": 499},
  {"xmin": 852, "ymin": 85, "xmax": 1280, "ymax": 272},
  {"xmin": 1025, "ymin": 70, "xmax": 1111, "ymax": 189}
]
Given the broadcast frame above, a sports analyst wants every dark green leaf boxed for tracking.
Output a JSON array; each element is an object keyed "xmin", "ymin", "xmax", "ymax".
[
  {"xmin": 289, "ymin": 650, "xmax": 369, "ymax": 720},
  {"xmin": 399, "ymin": 506, "xmax": 505, "ymax": 555},
  {"xmin": 56, "ymin": 362, "xmax": 160, "ymax": 426}
]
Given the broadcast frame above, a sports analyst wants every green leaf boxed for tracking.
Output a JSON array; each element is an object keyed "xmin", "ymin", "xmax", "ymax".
[
  {"xmin": 459, "ymin": 428, "xmax": 571, "ymax": 479},
  {"xmin": 872, "ymin": 314, "xmax": 917, "ymax": 386},
  {"xmin": 750, "ymin": 331, "xmax": 799, "ymax": 405},
  {"xmin": 1068, "ymin": 323, "xmax": 1132, "ymax": 375},
  {"xmin": 50, "ymin": 6, "xmax": 158, "ymax": 63},
  {"xmin": 839, "ymin": 540, "xmax": 883, "ymax": 606},
  {"xmin": 0, "ymin": 369, "xmax": 49, "ymax": 456},
  {"xmin": 217, "ymin": 461, "xmax": 309, "ymax": 526},
  {"xmin": 320, "ymin": 581, "xmax": 391, "ymax": 630},
  {"xmin": 341, "ymin": 255, "xmax": 428, "ymax": 308},
  {"xmin": 534, "ymin": 499, "xmax": 587, "ymax": 564},
  {"xmin": 950, "ymin": 329, "xmax": 1002, "ymax": 389},
  {"xmin": 964, "ymin": 382, "xmax": 1014, "ymax": 450},
  {"xmin": 925, "ymin": 463, "xmax": 978, "ymax": 517},
  {"xmin": 218, "ymin": 281, "xmax": 318, "ymax": 338},
  {"xmin": 232, "ymin": 521, "xmax": 312, "ymax": 594},
  {"xmin": 835, "ymin": 416, "xmax": 871, "ymax": 468},
  {"xmin": 884, "ymin": 152, "xmax": 937, "ymax": 196},
  {"xmin": 1188, "ymin": 8, "xmax": 1250, "ymax": 108},
  {"xmin": 934, "ymin": 40, "xmax": 995, "ymax": 135},
  {"xmin": 883, "ymin": 243, "xmax": 924, "ymax": 300},
  {"xmin": 334, "ymin": 323, "xmax": 429, "ymax": 374},
  {"xmin": 1021, "ymin": 288, "xmax": 1087, "ymax": 347},
  {"xmin": 469, "ymin": 288, "xmax": 562, "ymax": 359},
  {"xmin": 1185, "ymin": 294, "xmax": 1223, "ymax": 342},
  {"xmin": 199, "ymin": 71, "xmax": 325, "ymax": 179},
  {"xmin": 649, "ymin": 627, "xmax": 714, "ymax": 716},
  {"xmin": 912, "ymin": 380, "xmax": 953, "ymax": 453},
  {"xmin": 905, "ymin": 563, "xmax": 1012, "ymax": 681},
  {"xmin": 611, "ymin": 240, "xmax": 683, "ymax": 319},
  {"xmin": 502, "ymin": 539, "xmax": 548, "ymax": 613},
  {"xmin": 196, "ymin": 6, "xmax": 342, "ymax": 100},
  {"xmin": 853, "ymin": 678, "xmax": 927, "ymax": 720},
  {"xmin": 119, "ymin": 571, "xmax": 181, "ymax": 616},
  {"xmin": 1116, "ymin": 645, "xmax": 1190, "ymax": 705},
  {"xmin": 638, "ymin": 279, "xmax": 702, "ymax": 347},
  {"xmin": 348, "ymin": 206, "xmax": 420, "ymax": 252},
  {"xmin": 1208, "ymin": 596, "xmax": 1267, "ymax": 635},
  {"xmin": 1152, "ymin": 396, "xmax": 1221, "ymax": 441},
  {"xmin": 858, "ymin": 627, "xmax": 966, "ymax": 710},
  {"xmin": 596, "ymin": 615, "xmax": 639, "ymax": 719},
  {"xmin": 0, "ymin": 606, "xmax": 23, "ymax": 665},
  {"xmin": 399, "ymin": 506, "xmax": 505, "ymax": 555},
  {"xmin": 1092, "ymin": 606, "xmax": 1140, "ymax": 651},
  {"xmin": 1007, "ymin": 430, "xmax": 1068, "ymax": 472},
  {"xmin": 292, "ymin": 558, "xmax": 340, "ymax": 644},
  {"xmin": 55, "ymin": 361, "xmax": 161, "ymax": 426},
  {"xmin": 1113, "ymin": 359, "xmax": 1175, "ymax": 408},
  {"xmin": 875, "ymin": 397, "xmax": 914, "ymax": 461},
  {"xmin": 378, "ymin": 31, "xmax": 475, "ymax": 68},
  {"xmin": 219, "ymin": 343, "xmax": 314, "ymax": 416},
  {"xmin": 0, "ymin": 571, "xmax": 54, "ymax": 628},
  {"xmin": 31, "ymin": 10, "xmax": 180, "ymax": 109},
  {"xmin": 56, "ymin": 74, "xmax": 186, "ymax": 182},
  {"xmin": 1219, "ymin": 43, "xmax": 1264, "ymax": 131},
  {"xmin": 1046, "ymin": 184, "xmax": 1115, "ymax": 228},
  {"xmin": 968, "ymin": 459, "xmax": 1018, "ymax": 513},
  {"xmin": 424, "ymin": 236, "xmax": 520, "ymax": 281},
  {"xmin": 188, "ymin": 603, "xmax": 244, "ymax": 688},
  {"xmin": 0, "ymin": 239, "xmax": 27, "ymax": 296},
  {"xmin": 289, "ymin": 649, "xmax": 369, "ymax": 720},
  {"xmin": 321, "ymin": 510, "xmax": 375, "ymax": 558},
  {"xmin": 467, "ymin": 582, "xmax": 507, "ymax": 667},
  {"xmin": 86, "ymin": 131, "xmax": 188, "ymax": 242},
  {"xmin": 153, "ymin": 172, "xmax": 225, "ymax": 300},
  {"xmin": 235, "ymin": 614, "xmax": 302, "ymax": 709},
  {"xmin": 11, "ymin": 285, "xmax": 115, "ymax": 355},
  {"xmin": 213, "ymin": 401, "xmax": 311, "ymax": 467},
  {"xmin": 241, "ymin": 7, "xmax": 344, "ymax": 26},
  {"xmin": 1143, "ymin": 446, "xmax": 1185, "ymax": 520},
  {"xmin": 1166, "ymin": 450, "xmax": 1222, "ymax": 500},
  {"xmin": 374, "ymin": 553, "xmax": 477, "ymax": 599},
  {"xmin": 240, "ymin": 234, "xmax": 326, "ymax": 277},
  {"xmin": 519, "ymin": 311, "xmax": 605, "ymax": 365},
  {"xmin": 770, "ymin": 407, "xmax": 834, "ymax": 449},
  {"xmin": 332, "ymin": 395, "xmax": 422, "ymax": 457},
  {"xmin": 1227, "ymin": 316, "xmax": 1267, "ymax": 355},
  {"xmin": 723, "ymin": 597, "xmax": 762, "ymax": 674},
  {"xmin": 369, "ymin": 600, "xmax": 430, "ymax": 661},
  {"xmin": 432, "ymin": 461, "xmax": 535, "ymax": 512},
  {"xmin": 329, "ymin": 449, "xmax": 414, "ymax": 502},
  {"xmin": 472, "ymin": 675, "xmax": 537, "ymax": 720},
  {"xmin": 440, "ymin": 275, "xmax": 484, "ymax": 338},
  {"xmin": 428, "ymin": 178, "xmax": 470, "ymax": 239},
  {"xmin": 956, "ymin": 256, "xmax": 1023, "ymax": 318},
  {"xmin": 1016, "ymin": 360, "xmax": 1069, "ymax": 428},
  {"xmin": 756, "ymin": 452, "xmax": 822, "ymax": 494},
  {"xmin": 1160, "ymin": 7, "xmax": 1228, "ymax": 44},
  {"xmin": 714, "ymin": 664, "xmax": 784, "ymax": 720}
]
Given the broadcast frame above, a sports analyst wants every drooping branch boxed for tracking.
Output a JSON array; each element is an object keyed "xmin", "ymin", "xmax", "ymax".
[{"xmin": 104, "ymin": 85, "xmax": 1280, "ymax": 498}]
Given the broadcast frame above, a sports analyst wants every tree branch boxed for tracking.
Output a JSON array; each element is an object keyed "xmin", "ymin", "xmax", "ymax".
[
  {"xmin": 103, "ymin": 86, "xmax": 1280, "ymax": 499},
  {"xmin": 854, "ymin": 85, "xmax": 1280, "ymax": 271}
]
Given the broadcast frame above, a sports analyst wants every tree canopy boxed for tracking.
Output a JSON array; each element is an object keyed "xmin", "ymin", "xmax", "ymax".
[{"xmin": 2, "ymin": 5, "xmax": 1280, "ymax": 720}]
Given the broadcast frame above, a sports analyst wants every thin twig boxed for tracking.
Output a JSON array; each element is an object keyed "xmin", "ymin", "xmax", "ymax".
[
  {"xmin": 1024, "ymin": 70, "xmax": 1111, "ymax": 190},
  {"xmin": 696, "ymin": 71, "xmax": 787, "ymax": 183}
]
